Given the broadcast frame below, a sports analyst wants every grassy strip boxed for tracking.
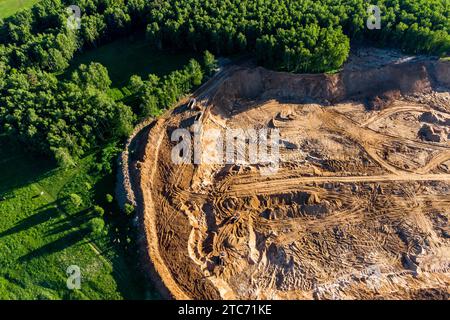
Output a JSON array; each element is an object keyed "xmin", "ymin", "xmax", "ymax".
[{"xmin": 0, "ymin": 0, "xmax": 39, "ymax": 19}]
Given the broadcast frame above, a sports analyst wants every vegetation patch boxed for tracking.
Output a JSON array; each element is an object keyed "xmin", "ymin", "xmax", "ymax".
[
  {"xmin": 0, "ymin": 136, "xmax": 154, "ymax": 299},
  {"xmin": 0, "ymin": 0, "xmax": 39, "ymax": 19},
  {"xmin": 64, "ymin": 34, "xmax": 198, "ymax": 88}
]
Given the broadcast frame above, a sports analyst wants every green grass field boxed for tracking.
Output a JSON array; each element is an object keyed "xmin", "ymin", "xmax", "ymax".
[
  {"xmin": 0, "ymin": 136, "xmax": 153, "ymax": 299},
  {"xmin": 0, "ymin": 0, "xmax": 39, "ymax": 19},
  {"xmin": 66, "ymin": 34, "xmax": 199, "ymax": 87}
]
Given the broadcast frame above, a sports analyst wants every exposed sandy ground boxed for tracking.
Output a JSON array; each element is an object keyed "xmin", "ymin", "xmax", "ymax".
[{"xmin": 127, "ymin": 52, "xmax": 450, "ymax": 300}]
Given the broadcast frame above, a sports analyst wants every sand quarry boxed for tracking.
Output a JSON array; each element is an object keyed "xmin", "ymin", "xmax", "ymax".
[{"xmin": 121, "ymin": 50, "xmax": 450, "ymax": 300}]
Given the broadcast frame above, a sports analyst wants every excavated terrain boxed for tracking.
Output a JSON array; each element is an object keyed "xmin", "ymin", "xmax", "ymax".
[{"xmin": 127, "ymin": 50, "xmax": 450, "ymax": 300}]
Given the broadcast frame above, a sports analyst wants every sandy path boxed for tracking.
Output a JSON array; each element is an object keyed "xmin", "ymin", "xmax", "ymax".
[{"xmin": 224, "ymin": 173, "xmax": 450, "ymax": 196}]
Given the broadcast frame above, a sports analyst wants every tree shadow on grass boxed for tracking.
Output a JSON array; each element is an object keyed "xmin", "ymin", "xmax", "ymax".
[
  {"xmin": 0, "ymin": 197, "xmax": 95, "ymax": 262},
  {"xmin": 44, "ymin": 208, "xmax": 95, "ymax": 237},
  {"xmin": 0, "ymin": 136, "xmax": 57, "ymax": 195},
  {"xmin": 0, "ymin": 200, "xmax": 63, "ymax": 239},
  {"xmin": 22, "ymin": 207, "xmax": 98, "ymax": 261},
  {"xmin": 18, "ymin": 228, "xmax": 91, "ymax": 262}
]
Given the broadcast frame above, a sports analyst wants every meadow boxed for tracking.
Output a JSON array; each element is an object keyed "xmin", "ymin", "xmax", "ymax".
[
  {"xmin": 0, "ymin": 0, "xmax": 39, "ymax": 19},
  {"xmin": 66, "ymin": 34, "xmax": 198, "ymax": 88},
  {"xmin": 0, "ymin": 136, "xmax": 155, "ymax": 299}
]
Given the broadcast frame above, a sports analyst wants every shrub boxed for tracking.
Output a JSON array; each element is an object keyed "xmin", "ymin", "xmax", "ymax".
[
  {"xmin": 88, "ymin": 218, "xmax": 105, "ymax": 236},
  {"xmin": 69, "ymin": 193, "xmax": 83, "ymax": 207},
  {"xmin": 203, "ymin": 50, "xmax": 218, "ymax": 76},
  {"xmin": 93, "ymin": 205, "xmax": 105, "ymax": 217},
  {"xmin": 124, "ymin": 203, "xmax": 135, "ymax": 216},
  {"xmin": 106, "ymin": 194, "xmax": 114, "ymax": 203}
]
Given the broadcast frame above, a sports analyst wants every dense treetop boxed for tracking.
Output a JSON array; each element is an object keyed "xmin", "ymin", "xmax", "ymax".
[
  {"xmin": 0, "ymin": 0, "xmax": 448, "ymax": 73},
  {"xmin": 0, "ymin": 0, "xmax": 448, "ymax": 164}
]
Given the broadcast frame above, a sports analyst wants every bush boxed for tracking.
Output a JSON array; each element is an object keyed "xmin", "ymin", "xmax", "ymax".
[
  {"xmin": 95, "ymin": 143, "xmax": 121, "ymax": 174},
  {"xmin": 124, "ymin": 203, "xmax": 135, "ymax": 216},
  {"xmin": 88, "ymin": 218, "xmax": 105, "ymax": 236},
  {"xmin": 53, "ymin": 147, "xmax": 76, "ymax": 168},
  {"xmin": 69, "ymin": 193, "xmax": 83, "ymax": 207},
  {"xmin": 93, "ymin": 205, "xmax": 105, "ymax": 217},
  {"xmin": 106, "ymin": 194, "xmax": 114, "ymax": 203},
  {"xmin": 203, "ymin": 51, "xmax": 218, "ymax": 76}
]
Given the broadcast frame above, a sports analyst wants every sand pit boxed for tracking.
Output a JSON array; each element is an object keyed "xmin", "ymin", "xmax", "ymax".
[{"xmin": 125, "ymin": 54, "xmax": 450, "ymax": 300}]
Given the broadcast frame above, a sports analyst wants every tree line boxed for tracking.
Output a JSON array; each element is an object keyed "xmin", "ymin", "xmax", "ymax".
[{"xmin": 1, "ymin": 0, "xmax": 448, "ymax": 73}]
